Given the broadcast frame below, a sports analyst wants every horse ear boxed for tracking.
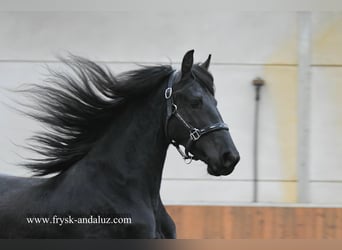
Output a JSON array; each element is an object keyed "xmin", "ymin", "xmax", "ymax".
[
  {"xmin": 201, "ymin": 54, "xmax": 211, "ymax": 70},
  {"xmin": 181, "ymin": 49, "xmax": 194, "ymax": 77}
]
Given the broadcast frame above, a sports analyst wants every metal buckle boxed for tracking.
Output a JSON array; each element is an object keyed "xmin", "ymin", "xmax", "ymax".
[
  {"xmin": 190, "ymin": 129, "xmax": 201, "ymax": 141},
  {"xmin": 165, "ymin": 87, "xmax": 172, "ymax": 99}
]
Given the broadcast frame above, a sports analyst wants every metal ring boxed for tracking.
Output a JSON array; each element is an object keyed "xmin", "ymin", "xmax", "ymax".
[
  {"xmin": 165, "ymin": 87, "xmax": 173, "ymax": 99},
  {"xmin": 171, "ymin": 104, "xmax": 178, "ymax": 114},
  {"xmin": 184, "ymin": 157, "xmax": 192, "ymax": 164}
]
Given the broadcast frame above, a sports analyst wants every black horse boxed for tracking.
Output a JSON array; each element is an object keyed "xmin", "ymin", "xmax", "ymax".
[{"xmin": 0, "ymin": 50, "xmax": 239, "ymax": 238}]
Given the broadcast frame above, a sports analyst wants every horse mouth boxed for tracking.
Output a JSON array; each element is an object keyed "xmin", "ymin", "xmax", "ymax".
[{"xmin": 207, "ymin": 165, "xmax": 235, "ymax": 176}]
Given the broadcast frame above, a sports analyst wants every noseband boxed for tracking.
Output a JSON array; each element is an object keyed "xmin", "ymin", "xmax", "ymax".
[{"xmin": 164, "ymin": 71, "xmax": 229, "ymax": 163}]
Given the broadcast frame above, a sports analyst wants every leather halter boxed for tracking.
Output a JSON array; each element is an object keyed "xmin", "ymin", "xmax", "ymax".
[{"xmin": 164, "ymin": 71, "xmax": 229, "ymax": 164}]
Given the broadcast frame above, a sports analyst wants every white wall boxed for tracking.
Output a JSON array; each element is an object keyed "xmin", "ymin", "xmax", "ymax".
[
  {"xmin": 309, "ymin": 12, "xmax": 342, "ymax": 203},
  {"xmin": 0, "ymin": 11, "xmax": 341, "ymax": 205}
]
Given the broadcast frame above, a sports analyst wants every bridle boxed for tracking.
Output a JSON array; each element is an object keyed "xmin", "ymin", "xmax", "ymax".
[{"xmin": 164, "ymin": 70, "xmax": 229, "ymax": 164}]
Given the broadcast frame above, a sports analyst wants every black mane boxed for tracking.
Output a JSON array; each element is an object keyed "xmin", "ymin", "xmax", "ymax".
[{"xmin": 21, "ymin": 56, "xmax": 173, "ymax": 176}]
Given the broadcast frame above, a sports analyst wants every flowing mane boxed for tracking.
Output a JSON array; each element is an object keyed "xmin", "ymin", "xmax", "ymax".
[{"xmin": 21, "ymin": 56, "xmax": 173, "ymax": 176}]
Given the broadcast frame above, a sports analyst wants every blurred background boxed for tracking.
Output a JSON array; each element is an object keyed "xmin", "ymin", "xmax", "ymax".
[{"xmin": 0, "ymin": 10, "xmax": 341, "ymax": 238}]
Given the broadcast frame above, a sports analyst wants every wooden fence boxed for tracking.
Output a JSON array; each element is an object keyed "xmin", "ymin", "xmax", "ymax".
[{"xmin": 166, "ymin": 205, "xmax": 342, "ymax": 239}]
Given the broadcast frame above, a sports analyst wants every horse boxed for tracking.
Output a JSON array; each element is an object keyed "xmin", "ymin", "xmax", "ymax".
[{"xmin": 0, "ymin": 50, "xmax": 240, "ymax": 238}]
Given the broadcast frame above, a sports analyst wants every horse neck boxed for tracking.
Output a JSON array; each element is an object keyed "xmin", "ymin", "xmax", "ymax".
[{"xmin": 76, "ymin": 83, "xmax": 169, "ymax": 198}]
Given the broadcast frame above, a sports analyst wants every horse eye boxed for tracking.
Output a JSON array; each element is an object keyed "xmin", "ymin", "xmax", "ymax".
[{"xmin": 190, "ymin": 98, "xmax": 203, "ymax": 109}]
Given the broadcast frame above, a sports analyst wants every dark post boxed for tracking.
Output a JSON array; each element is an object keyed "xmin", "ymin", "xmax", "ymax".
[{"xmin": 252, "ymin": 77, "xmax": 264, "ymax": 202}]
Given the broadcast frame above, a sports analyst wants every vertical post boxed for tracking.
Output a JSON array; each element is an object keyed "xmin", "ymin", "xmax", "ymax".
[
  {"xmin": 252, "ymin": 77, "xmax": 264, "ymax": 203},
  {"xmin": 297, "ymin": 12, "xmax": 312, "ymax": 203}
]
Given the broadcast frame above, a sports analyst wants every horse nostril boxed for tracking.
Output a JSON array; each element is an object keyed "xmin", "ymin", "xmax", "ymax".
[{"xmin": 222, "ymin": 151, "xmax": 240, "ymax": 166}]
